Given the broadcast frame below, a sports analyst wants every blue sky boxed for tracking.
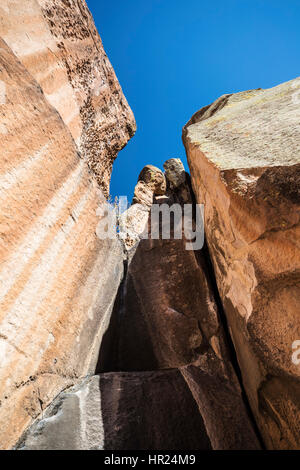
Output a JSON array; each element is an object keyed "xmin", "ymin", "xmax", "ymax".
[{"xmin": 86, "ymin": 0, "xmax": 300, "ymax": 199}]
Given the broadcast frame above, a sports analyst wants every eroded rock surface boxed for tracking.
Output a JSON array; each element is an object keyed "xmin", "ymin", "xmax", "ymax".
[
  {"xmin": 133, "ymin": 164, "xmax": 166, "ymax": 206},
  {"xmin": 121, "ymin": 164, "xmax": 166, "ymax": 249},
  {"xmin": 1, "ymin": 1, "xmax": 296, "ymax": 451},
  {"xmin": 183, "ymin": 78, "xmax": 300, "ymax": 449},
  {"xmin": 17, "ymin": 161, "xmax": 260, "ymax": 450},
  {"xmin": 0, "ymin": 0, "xmax": 136, "ymax": 195},
  {"xmin": 18, "ymin": 358, "xmax": 259, "ymax": 450},
  {"xmin": 163, "ymin": 158, "xmax": 186, "ymax": 188},
  {"xmin": 0, "ymin": 1, "xmax": 134, "ymax": 449},
  {"xmin": 96, "ymin": 162, "xmax": 261, "ymax": 450},
  {"xmin": 18, "ymin": 372, "xmax": 211, "ymax": 451},
  {"xmin": 17, "ymin": 376, "xmax": 104, "ymax": 450}
]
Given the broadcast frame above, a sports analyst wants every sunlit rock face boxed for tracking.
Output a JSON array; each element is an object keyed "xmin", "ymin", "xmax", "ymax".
[
  {"xmin": 183, "ymin": 79, "xmax": 300, "ymax": 450},
  {"xmin": 0, "ymin": 1, "xmax": 135, "ymax": 449},
  {"xmin": 1, "ymin": 0, "xmax": 298, "ymax": 452},
  {"xmin": 0, "ymin": 0, "xmax": 136, "ymax": 195}
]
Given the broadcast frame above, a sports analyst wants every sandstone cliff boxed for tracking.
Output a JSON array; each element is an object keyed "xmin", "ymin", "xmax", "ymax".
[
  {"xmin": 0, "ymin": 0, "xmax": 135, "ymax": 195},
  {"xmin": 17, "ymin": 161, "xmax": 260, "ymax": 450},
  {"xmin": 0, "ymin": 0, "xmax": 135, "ymax": 449},
  {"xmin": 1, "ymin": 0, "xmax": 299, "ymax": 452},
  {"xmin": 183, "ymin": 79, "xmax": 300, "ymax": 449}
]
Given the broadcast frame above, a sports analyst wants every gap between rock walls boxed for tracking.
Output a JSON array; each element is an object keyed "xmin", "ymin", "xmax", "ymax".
[
  {"xmin": 186, "ymin": 182, "xmax": 264, "ymax": 448},
  {"xmin": 16, "ymin": 160, "xmax": 262, "ymax": 450}
]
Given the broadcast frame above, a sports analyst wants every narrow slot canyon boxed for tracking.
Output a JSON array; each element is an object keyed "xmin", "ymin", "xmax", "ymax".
[
  {"xmin": 16, "ymin": 164, "xmax": 261, "ymax": 450},
  {"xmin": 0, "ymin": 0, "xmax": 299, "ymax": 451}
]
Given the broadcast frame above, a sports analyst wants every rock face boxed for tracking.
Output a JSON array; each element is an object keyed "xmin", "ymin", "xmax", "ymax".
[
  {"xmin": 121, "ymin": 164, "xmax": 166, "ymax": 249},
  {"xmin": 163, "ymin": 158, "xmax": 186, "ymax": 188},
  {"xmin": 183, "ymin": 79, "xmax": 300, "ymax": 449},
  {"xmin": 0, "ymin": 0, "xmax": 135, "ymax": 195},
  {"xmin": 17, "ymin": 372, "xmax": 212, "ymax": 451},
  {"xmin": 133, "ymin": 164, "xmax": 166, "ymax": 206},
  {"xmin": 17, "ymin": 376, "xmax": 105, "ymax": 451},
  {"xmin": 110, "ymin": 178, "xmax": 216, "ymax": 371},
  {"xmin": 0, "ymin": 1, "xmax": 134, "ymax": 449},
  {"xmin": 19, "ymin": 367, "xmax": 259, "ymax": 450},
  {"xmin": 1, "ymin": 1, "xmax": 298, "ymax": 451},
  {"xmin": 17, "ymin": 161, "xmax": 261, "ymax": 450}
]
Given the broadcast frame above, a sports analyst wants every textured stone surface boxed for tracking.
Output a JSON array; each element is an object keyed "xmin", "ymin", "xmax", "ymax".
[
  {"xmin": 18, "ymin": 367, "xmax": 259, "ymax": 450},
  {"xmin": 132, "ymin": 164, "xmax": 166, "ymax": 206},
  {"xmin": 119, "ymin": 203, "xmax": 150, "ymax": 250},
  {"xmin": 99, "ymin": 370, "xmax": 211, "ymax": 451},
  {"xmin": 17, "ymin": 377, "xmax": 104, "ymax": 450},
  {"xmin": 15, "ymin": 160, "xmax": 260, "ymax": 450},
  {"xmin": 181, "ymin": 354, "xmax": 260, "ymax": 450},
  {"xmin": 183, "ymin": 78, "xmax": 300, "ymax": 449},
  {"xmin": 163, "ymin": 158, "xmax": 186, "ymax": 188},
  {"xmin": 0, "ymin": 0, "xmax": 136, "ymax": 195},
  {"xmin": 2, "ymin": 1, "xmax": 297, "ymax": 451},
  {"xmin": 107, "ymin": 176, "xmax": 223, "ymax": 371},
  {"xmin": 17, "ymin": 372, "xmax": 211, "ymax": 450},
  {"xmin": 121, "ymin": 164, "xmax": 166, "ymax": 249},
  {"xmin": 95, "ymin": 166, "xmax": 261, "ymax": 449},
  {"xmin": 0, "ymin": 2, "xmax": 133, "ymax": 449}
]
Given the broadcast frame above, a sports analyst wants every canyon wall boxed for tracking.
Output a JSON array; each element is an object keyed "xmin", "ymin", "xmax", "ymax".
[
  {"xmin": 1, "ymin": 1, "xmax": 299, "ymax": 451},
  {"xmin": 183, "ymin": 79, "xmax": 300, "ymax": 449},
  {"xmin": 0, "ymin": 0, "xmax": 135, "ymax": 449},
  {"xmin": 17, "ymin": 162, "xmax": 260, "ymax": 450}
]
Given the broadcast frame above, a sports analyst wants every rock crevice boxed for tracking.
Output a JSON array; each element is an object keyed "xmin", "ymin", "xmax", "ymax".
[{"xmin": 0, "ymin": 0, "xmax": 299, "ymax": 451}]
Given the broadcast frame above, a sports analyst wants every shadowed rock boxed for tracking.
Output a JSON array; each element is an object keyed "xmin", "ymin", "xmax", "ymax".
[{"xmin": 183, "ymin": 78, "xmax": 300, "ymax": 449}]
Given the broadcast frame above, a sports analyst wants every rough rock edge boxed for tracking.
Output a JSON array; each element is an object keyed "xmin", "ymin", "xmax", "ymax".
[{"xmin": 182, "ymin": 79, "xmax": 300, "ymax": 449}]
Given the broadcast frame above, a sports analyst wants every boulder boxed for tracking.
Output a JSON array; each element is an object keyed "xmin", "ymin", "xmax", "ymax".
[
  {"xmin": 18, "ymin": 367, "xmax": 258, "ymax": 450},
  {"xmin": 0, "ymin": 0, "xmax": 136, "ymax": 195},
  {"xmin": 132, "ymin": 164, "xmax": 166, "ymax": 206}
]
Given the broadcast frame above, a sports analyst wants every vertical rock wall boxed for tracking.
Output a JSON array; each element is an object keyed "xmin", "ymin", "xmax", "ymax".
[
  {"xmin": 183, "ymin": 80, "xmax": 300, "ymax": 449},
  {"xmin": 1, "ymin": 1, "xmax": 298, "ymax": 451},
  {"xmin": 0, "ymin": 1, "xmax": 135, "ymax": 449},
  {"xmin": 18, "ymin": 163, "xmax": 261, "ymax": 450},
  {"xmin": 0, "ymin": 0, "xmax": 136, "ymax": 195}
]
